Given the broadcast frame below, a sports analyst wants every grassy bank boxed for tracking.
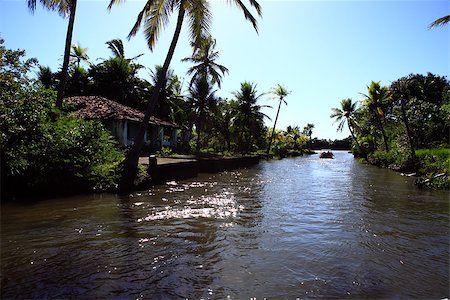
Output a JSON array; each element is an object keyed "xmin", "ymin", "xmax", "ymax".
[{"xmin": 366, "ymin": 147, "xmax": 449, "ymax": 189}]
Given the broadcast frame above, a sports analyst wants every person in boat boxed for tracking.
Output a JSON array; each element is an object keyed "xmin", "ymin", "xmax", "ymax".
[{"xmin": 320, "ymin": 150, "xmax": 334, "ymax": 159}]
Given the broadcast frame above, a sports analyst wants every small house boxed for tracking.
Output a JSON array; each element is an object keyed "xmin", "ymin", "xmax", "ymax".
[{"xmin": 65, "ymin": 96, "xmax": 182, "ymax": 150}]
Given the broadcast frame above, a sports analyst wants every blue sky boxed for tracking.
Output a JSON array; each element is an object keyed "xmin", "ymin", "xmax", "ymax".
[{"xmin": 1, "ymin": 0, "xmax": 448, "ymax": 139}]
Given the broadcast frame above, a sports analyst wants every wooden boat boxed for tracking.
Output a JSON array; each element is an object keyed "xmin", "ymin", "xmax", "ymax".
[{"xmin": 319, "ymin": 150, "xmax": 334, "ymax": 159}]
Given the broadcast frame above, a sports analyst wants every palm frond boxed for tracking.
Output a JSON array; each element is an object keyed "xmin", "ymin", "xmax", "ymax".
[
  {"xmin": 29, "ymin": 0, "xmax": 72, "ymax": 17},
  {"xmin": 106, "ymin": 38, "xmax": 125, "ymax": 58},
  {"xmin": 125, "ymin": 0, "xmax": 154, "ymax": 40},
  {"xmin": 429, "ymin": 14, "xmax": 450, "ymax": 28},
  {"xmin": 142, "ymin": 0, "xmax": 174, "ymax": 50},
  {"xmin": 248, "ymin": 0, "xmax": 262, "ymax": 16},
  {"xmin": 27, "ymin": 0, "xmax": 37, "ymax": 13},
  {"xmin": 228, "ymin": 0, "xmax": 260, "ymax": 33},
  {"xmin": 336, "ymin": 119, "xmax": 345, "ymax": 132},
  {"xmin": 330, "ymin": 108, "xmax": 343, "ymax": 119},
  {"xmin": 108, "ymin": 0, "xmax": 127, "ymax": 10},
  {"xmin": 187, "ymin": 0, "xmax": 212, "ymax": 48}
]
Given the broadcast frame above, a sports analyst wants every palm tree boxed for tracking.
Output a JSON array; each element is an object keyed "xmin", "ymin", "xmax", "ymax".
[
  {"xmin": 106, "ymin": 38, "xmax": 125, "ymax": 59},
  {"xmin": 150, "ymin": 65, "xmax": 183, "ymax": 120},
  {"xmin": 213, "ymin": 99, "xmax": 236, "ymax": 152},
  {"xmin": 105, "ymin": 38, "xmax": 144, "ymax": 61},
  {"xmin": 429, "ymin": 14, "xmax": 450, "ymax": 28},
  {"xmin": 70, "ymin": 43, "xmax": 89, "ymax": 69},
  {"xmin": 108, "ymin": 0, "xmax": 262, "ymax": 190},
  {"xmin": 302, "ymin": 123, "xmax": 314, "ymax": 149},
  {"xmin": 182, "ymin": 35, "xmax": 229, "ymax": 88},
  {"xmin": 361, "ymin": 81, "xmax": 391, "ymax": 152},
  {"xmin": 187, "ymin": 76, "xmax": 217, "ymax": 153},
  {"xmin": 390, "ymin": 77, "xmax": 417, "ymax": 159},
  {"xmin": 286, "ymin": 125, "xmax": 302, "ymax": 150},
  {"xmin": 233, "ymin": 82, "xmax": 270, "ymax": 153},
  {"xmin": 330, "ymin": 98, "xmax": 362, "ymax": 153},
  {"xmin": 28, "ymin": 0, "xmax": 77, "ymax": 108},
  {"xmin": 267, "ymin": 83, "xmax": 290, "ymax": 155},
  {"xmin": 37, "ymin": 65, "xmax": 54, "ymax": 89}
]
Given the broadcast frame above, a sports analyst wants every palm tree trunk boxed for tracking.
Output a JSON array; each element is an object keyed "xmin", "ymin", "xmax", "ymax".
[
  {"xmin": 56, "ymin": 0, "xmax": 77, "ymax": 109},
  {"xmin": 400, "ymin": 99, "xmax": 415, "ymax": 159},
  {"xmin": 266, "ymin": 99, "xmax": 282, "ymax": 155},
  {"xmin": 372, "ymin": 109, "xmax": 389, "ymax": 152},
  {"xmin": 195, "ymin": 109, "xmax": 203, "ymax": 154},
  {"xmin": 196, "ymin": 126, "xmax": 201, "ymax": 154},
  {"xmin": 347, "ymin": 120, "xmax": 362, "ymax": 153},
  {"xmin": 378, "ymin": 118, "xmax": 389, "ymax": 152},
  {"xmin": 118, "ymin": 3, "xmax": 186, "ymax": 191}
]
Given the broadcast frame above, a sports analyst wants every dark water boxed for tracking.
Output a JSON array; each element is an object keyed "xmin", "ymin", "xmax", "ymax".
[{"xmin": 1, "ymin": 151, "xmax": 449, "ymax": 299}]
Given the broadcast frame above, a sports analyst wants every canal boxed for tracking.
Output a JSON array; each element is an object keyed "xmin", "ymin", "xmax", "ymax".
[{"xmin": 1, "ymin": 151, "xmax": 449, "ymax": 298}]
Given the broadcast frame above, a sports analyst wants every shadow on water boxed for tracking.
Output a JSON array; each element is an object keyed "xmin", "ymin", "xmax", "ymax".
[{"xmin": 1, "ymin": 152, "xmax": 448, "ymax": 298}]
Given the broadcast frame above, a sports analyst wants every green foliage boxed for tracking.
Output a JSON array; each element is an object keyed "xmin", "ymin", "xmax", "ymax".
[
  {"xmin": 415, "ymin": 148, "xmax": 449, "ymax": 189},
  {"xmin": 367, "ymin": 149, "xmax": 415, "ymax": 171},
  {"xmin": 334, "ymin": 72, "xmax": 449, "ymax": 188},
  {"xmin": 0, "ymin": 40, "xmax": 123, "ymax": 197},
  {"xmin": 156, "ymin": 146, "xmax": 174, "ymax": 157},
  {"xmin": 89, "ymin": 56, "xmax": 150, "ymax": 110},
  {"xmin": 233, "ymin": 82, "xmax": 269, "ymax": 153},
  {"xmin": 416, "ymin": 148, "xmax": 450, "ymax": 174}
]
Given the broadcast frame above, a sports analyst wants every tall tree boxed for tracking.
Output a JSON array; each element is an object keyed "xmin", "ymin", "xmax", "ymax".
[
  {"xmin": 28, "ymin": 0, "xmax": 77, "ymax": 108},
  {"xmin": 105, "ymin": 38, "xmax": 144, "ymax": 61},
  {"xmin": 213, "ymin": 99, "xmax": 236, "ymax": 152},
  {"xmin": 267, "ymin": 83, "xmax": 290, "ymax": 155},
  {"xmin": 182, "ymin": 35, "xmax": 229, "ymax": 88},
  {"xmin": 187, "ymin": 76, "xmax": 217, "ymax": 153},
  {"xmin": 36, "ymin": 65, "xmax": 55, "ymax": 89},
  {"xmin": 302, "ymin": 123, "xmax": 314, "ymax": 149},
  {"xmin": 108, "ymin": 0, "xmax": 262, "ymax": 190},
  {"xmin": 233, "ymin": 82, "xmax": 270, "ymax": 153},
  {"xmin": 389, "ymin": 78, "xmax": 416, "ymax": 158},
  {"xmin": 150, "ymin": 65, "xmax": 183, "ymax": 120},
  {"xmin": 70, "ymin": 42, "xmax": 89, "ymax": 69},
  {"xmin": 361, "ymin": 81, "xmax": 391, "ymax": 152},
  {"xmin": 330, "ymin": 98, "xmax": 362, "ymax": 153}
]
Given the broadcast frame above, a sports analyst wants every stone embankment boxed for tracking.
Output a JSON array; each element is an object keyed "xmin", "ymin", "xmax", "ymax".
[{"xmin": 138, "ymin": 155, "xmax": 260, "ymax": 184}]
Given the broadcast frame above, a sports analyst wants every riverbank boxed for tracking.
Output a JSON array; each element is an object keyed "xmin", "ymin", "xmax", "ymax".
[{"xmin": 364, "ymin": 147, "xmax": 449, "ymax": 189}]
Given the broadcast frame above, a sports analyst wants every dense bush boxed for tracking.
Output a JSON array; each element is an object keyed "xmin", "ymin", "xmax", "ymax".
[
  {"xmin": 0, "ymin": 39, "xmax": 123, "ymax": 198},
  {"xmin": 415, "ymin": 148, "xmax": 450, "ymax": 189}
]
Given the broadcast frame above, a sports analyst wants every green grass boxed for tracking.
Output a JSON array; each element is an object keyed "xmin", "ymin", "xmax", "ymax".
[
  {"xmin": 415, "ymin": 147, "xmax": 449, "ymax": 189},
  {"xmin": 415, "ymin": 147, "xmax": 450, "ymax": 161}
]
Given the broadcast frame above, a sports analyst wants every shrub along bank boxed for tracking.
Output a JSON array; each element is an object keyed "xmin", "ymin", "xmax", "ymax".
[{"xmin": 1, "ymin": 40, "xmax": 123, "ymax": 200}]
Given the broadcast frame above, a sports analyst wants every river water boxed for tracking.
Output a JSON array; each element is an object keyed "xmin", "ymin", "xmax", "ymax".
[{"xmin": 1, "ymin": 151, "xmax": 449, "ymax": 299}]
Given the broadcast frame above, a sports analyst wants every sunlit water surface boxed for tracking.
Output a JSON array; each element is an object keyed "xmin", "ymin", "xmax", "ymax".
[{"xmin": 1, "ymin": 151, "xmax": 449, "ymax": 298}]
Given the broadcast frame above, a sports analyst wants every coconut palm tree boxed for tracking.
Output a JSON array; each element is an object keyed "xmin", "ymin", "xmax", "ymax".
[
  {"xmin": 267, "ymin": 83, "xmax": 290, "ymax": 155},
  {"xmin": 150, "ymin": 65, "xmax": 183, "ymax": 121},
  {"xmin": 70, "ymin": 43, "xmax": 89, "ymax": 69},
  {"xmin": 330, "ymin": 98, "xmax": 362, "ymax": 153},
  {"xmin": 187, "ymin": 76, "xmax": 217, "ymax": 153},
  {"xmin": 302, "ymin": 123, "xmax": 314, "ymax": 149},
  {"xmin": 361, "ymin": 81, "xmax": 392, "ymax": 152},
  {"xmin": 429, "ymin": 14, "xmax": 450, "ymax": 28},
  {"xmin": 37, "ymin": 65, "xmax": 55, "ymax": 89},
  {"xmin": 28, "ymin": 0, "xmax": 77, "ymax": 108},
  {"xmin": 233, "ymin": 82, "xmax": 270, "ymax": 153},
  {"xmin": 105, "ymin": 38, "xmax": 144, "ymax": 61},
  {"xmin": 213, "ymin": 99, "xmax": 236, "ymax": 152},
  {"xmin": 106, "ymin": 39, "xmax": 125, "ymax": 59},
  {"xmin": 108, "ymin": 0, "xmax": 262, "ymax": 190},
  {"xmin": 182, "ymin": 35, "xmax": 229, "ymax": 88}
]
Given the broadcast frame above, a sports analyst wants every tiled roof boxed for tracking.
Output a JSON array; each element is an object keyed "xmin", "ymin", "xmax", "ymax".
[{"xmin": 65, "ymin": 96, "xmax": 179, "ymax": 128}]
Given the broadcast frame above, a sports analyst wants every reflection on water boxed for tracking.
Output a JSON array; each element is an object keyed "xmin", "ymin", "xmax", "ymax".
[{"xmin": 1, "ymin": 151, "xmax": 449, "ymax": 299}]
